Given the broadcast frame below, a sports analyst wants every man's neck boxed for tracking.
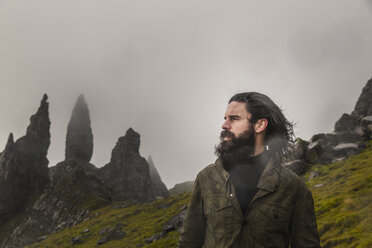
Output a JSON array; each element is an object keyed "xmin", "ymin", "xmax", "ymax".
[{"xmin": 253, "ymin": 145, "xmax": 265, "ymax": 157}]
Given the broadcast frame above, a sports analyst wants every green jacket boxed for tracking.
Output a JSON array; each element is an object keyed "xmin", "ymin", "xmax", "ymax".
[{"xmin": 178, "ymin": 157, "xmax": 321, "ymax": 248}]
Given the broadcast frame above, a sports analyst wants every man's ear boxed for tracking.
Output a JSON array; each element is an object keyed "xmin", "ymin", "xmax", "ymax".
[{"xmin": 254, "ymin": 118, "xmax": 268, "ymax": 133}]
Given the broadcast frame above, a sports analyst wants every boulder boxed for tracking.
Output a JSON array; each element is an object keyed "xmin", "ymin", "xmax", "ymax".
[
  {"xmin": 332, "ymin": 143, "xmax": 361, "ymax": 157},
  {"xmin": 65, "ymin": 95, "xmax": 93, "ymax": 162},
  {"xmin": 97, "ymin": 224, "xmax": 126, "ymax": 245},
  {"xmin": 333, "ymin": 131, "xmax": 364, "ymax": 143},
  {"xmin": 304, "ymin": 134, "xmax": 336, "ymax": 164},
  {"xmin": 334, "ymin": 113, "xmax": 360, "ymax": 133},
  {"xmin": 285, "ymin": 138, "xmax": 309, "ymax": 161},
  {"xmin": 162, "ymin": 208, "xmax": 187, "ymax": 234}
]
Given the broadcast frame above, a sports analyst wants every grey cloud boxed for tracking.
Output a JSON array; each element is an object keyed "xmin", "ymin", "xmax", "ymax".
[{"xmin": 0, "ymin": 0, "xmax": 372, "ymax": 188}]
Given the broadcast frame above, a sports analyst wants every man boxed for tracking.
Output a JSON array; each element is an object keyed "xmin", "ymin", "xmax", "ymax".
[{"xmin": 178, "ymin": 92, "xmax": 320, "ymax": 248}]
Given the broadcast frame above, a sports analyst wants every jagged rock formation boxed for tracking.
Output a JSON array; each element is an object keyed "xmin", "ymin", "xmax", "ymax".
[
  {"xmin": 1, "ymin": 95, "xmax": 171, "ymax": 247},
  {"xmin": 101, "ymin": 128, "xmax": 155, "ymax": 202},
  {"xmin": 65, "ymin": 94, "xmax": 93, "ymax": 162},
  {"xmin": 2, "ymin": 160, "xmax": 111, "ymax": 248},
  {"xmin": 147, "ymin": 155, "xmax": 169, "ymax": 198},
  {"xmin": 352, "ymin": 78, "xmax": 372, "ymax": 117},
  {"xmin": 1, "ymin": 95, "xmax": 108, "ymax": 247},
  {"xmin": 285, "ymin": 77, "xmax": 372, "ymax": 174},
  {"xmin": 0, "ymin": 95, "xmax": 50, "ymax": 226}
]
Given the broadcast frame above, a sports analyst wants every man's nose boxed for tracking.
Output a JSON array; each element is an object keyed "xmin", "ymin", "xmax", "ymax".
[{"xmin": 222, "ymin": 120, "xmax": 230, "ymax": 130}]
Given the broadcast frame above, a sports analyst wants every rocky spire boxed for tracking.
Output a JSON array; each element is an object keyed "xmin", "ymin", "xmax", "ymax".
[
  {"xmin": 101, "ymin": 128, "xmax": 155, "ymax": 202},
  {"xmin": 65, "ymin": 94, "xmax": 93, "ymax": 162},
  {"xmin": 0, "ymin": 94, "xmax": 51, "ymax": 225},
  {"xmin": 147, "ymin": 155, "xmax": 169, "ymax": 198},
  {"xmin": 352, "ymin": 78, "xmax": 372, "ymax": 117},
  {"xmin": 14, "ymin": 94, "xmax": 51, "ymax": 189},
  {"xmin": 5, "ymin": 133, "xmax": 14, "ymax": 150}
]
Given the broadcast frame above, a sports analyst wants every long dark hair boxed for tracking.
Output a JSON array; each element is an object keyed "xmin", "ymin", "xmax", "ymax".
[{"xmin": 229, "ymin": 92, "xmax": 294, "ymax": 161}]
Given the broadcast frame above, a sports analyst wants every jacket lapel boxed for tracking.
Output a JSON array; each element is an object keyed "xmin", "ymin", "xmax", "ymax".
[{"xmin": 252, "ymin": 157, "xmax": 280, "ymax": 202}]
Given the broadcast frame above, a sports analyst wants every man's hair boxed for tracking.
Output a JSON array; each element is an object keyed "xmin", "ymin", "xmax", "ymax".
[{"xmin": 229, "ymin": 92, "xmax": 294, "ymax": 160}]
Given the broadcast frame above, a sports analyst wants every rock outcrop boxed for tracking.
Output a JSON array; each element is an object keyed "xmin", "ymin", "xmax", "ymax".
[
  {"xmin": 2, "ymin": 159, "xmax": 112, "ymax": 248},
  {"xmin": 285, "ymin": 77, "xmax": 372, "ymax": 174},
  {"xmin": 65, "ymin": 94, "xmax": 93, "ymax": 162},
  {"xmin": 2, "ymin": 95, "xmax": 108, "ymax": 247},
  {"xmin": 101, "ymin": 128, "xmax": 155, "ymax": 202},
  {"xmin": 147, "ymin": 155, "xmax": 169, "ymax": 198},
  {"xmin": 0, "ymin": 95, "xmax": 50, "ymax": 226},
  {"xmin": 352, "ymin": 78, "xmax": 372, "ymax": 117}
]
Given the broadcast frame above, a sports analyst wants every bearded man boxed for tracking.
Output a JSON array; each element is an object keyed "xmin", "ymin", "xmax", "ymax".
[{"xmin": 178, "ymin": 92, "xmax": 321, "ymax": 248}]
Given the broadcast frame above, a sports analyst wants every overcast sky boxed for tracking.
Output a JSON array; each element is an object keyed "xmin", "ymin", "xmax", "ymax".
[{"xmin": 0, "ymin": 0, "xmax": 371, "ymax": 188}]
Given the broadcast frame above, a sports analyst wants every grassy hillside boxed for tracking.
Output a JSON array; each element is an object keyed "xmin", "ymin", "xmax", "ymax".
[
  {"xmin": 27, "ymin": 141, "xmax": 372, "ymax": 248},
  {"xmin": 307, "ymin": 140, "xmax": 372, "ymax": 248},
  {"xmin": 27, "ymin": 193, "xmax": 190, "ymax": 248}
]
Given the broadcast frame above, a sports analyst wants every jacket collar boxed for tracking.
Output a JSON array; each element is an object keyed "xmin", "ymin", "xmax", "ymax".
[
  {"xmin": 252, "ymin": 156, "xmax": 281, "ymax": 202},
  {"xmin": 212, "ymin": 155, "xmax": 281, "ymax": 194},
  {"xmin": 211, "ymin": 157, "xmax": 230, "ymax": 185}
]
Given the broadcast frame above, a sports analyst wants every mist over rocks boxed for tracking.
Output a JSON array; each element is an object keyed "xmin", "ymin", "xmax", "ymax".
[
  {"xmin": 101, "ymin": 128, "xmax": 155, "ymax": 202},
  {"xmin": 65, "ymin": 94, "xmax": 93, "ymax": 162},
  {"xmin": 147, "ymin": 155, "xmax": 169, "ymax": 198},
  {"xmin": 0, "ymin": 95, "xmax": 50, "ymax": 225}
]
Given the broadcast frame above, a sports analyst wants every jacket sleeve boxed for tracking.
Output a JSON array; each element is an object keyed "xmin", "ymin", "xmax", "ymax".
[
  {"xmin": 178, "ymin": 174, "xmax": 206, "ymax": 248},
  {"xmin": 290, "ymin": 182, "xmax": 321, "ymax": 248}
]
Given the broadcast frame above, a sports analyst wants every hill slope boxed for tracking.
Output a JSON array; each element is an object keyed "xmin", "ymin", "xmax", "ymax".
[
  {"xmin": 27, "ymin": 141, "xmax": 372, "ymax": 248},
  {"xmin": 307, "ymin": 140, "xmax": 372, "ymax": 248}
]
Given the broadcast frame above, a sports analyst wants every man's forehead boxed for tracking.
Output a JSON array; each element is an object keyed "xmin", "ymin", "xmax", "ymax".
[{"xmin": 225, "ymin": 101, "xmax": 249, "ymax": 115}]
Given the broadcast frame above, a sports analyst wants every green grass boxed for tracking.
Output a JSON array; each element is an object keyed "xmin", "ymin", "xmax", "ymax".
[
  {"xmin": 306, "ymin": 141, "xmax": 372, "ymax": 248},
  {"xmin": 27, "ymin": 141, "xmax": 372, "ymax": 247},
  {"xmin": 27, "ymin": 193, "xmax": 190, "ymax": 248}
]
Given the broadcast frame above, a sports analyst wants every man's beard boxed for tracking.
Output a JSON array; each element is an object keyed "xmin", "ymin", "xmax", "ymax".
[{"xmin": 215, "ymin": 126, "xmax": 256, "ymax": 164}]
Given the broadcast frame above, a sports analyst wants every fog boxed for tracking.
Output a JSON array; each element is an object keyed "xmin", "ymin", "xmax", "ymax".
[{"xmin": 0, "ymin": 0, "xmax": 371, "ymax": 188}]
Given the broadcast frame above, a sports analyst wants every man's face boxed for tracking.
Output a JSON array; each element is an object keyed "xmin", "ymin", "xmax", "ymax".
[
  {"xmin": 221, "ymin": 101, "xmax": 251, "ymax": 140},
  {"xmin": 215, "ymin": 101, "xmax": 257, "ymax": 160}
]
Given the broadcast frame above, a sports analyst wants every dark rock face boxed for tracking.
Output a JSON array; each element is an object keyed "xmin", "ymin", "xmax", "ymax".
[
  {"xmin": 334, "ymin": 78, "xmax": 372, "ymax": 140},
  {"xmin": 334, "ymin": 114, "xmax": 360, "ymax": 133},
  {"xmin": 101, "ymin": 128, "xmax": 155, "ymax": 202},
  {"xmin": 304, "ymin": 134, "xmax": 337, "ymax": 164},
  {"xmin": 352, "ymin": 78, "xmax": 372, "ymax": 117},
  {"xmin": 65, "ymin": 95, "xmax": 93, "ymax": 162},
  {"xmin": 145, "ymin": 205, "xmax": 187, "ymax": 244},
  {"xmin": 0, "ymin": 95, "xmax": 50, "ymax": 226},
  {"xmin": 3, "ymin": 159, "xmax": 111, "ymax": 248},
  {"xmin": 286, "ymin": 138, "xmax": 309, "ymax": 161},
  {"xmin": 147, "ymin": 155, "xmax": 169, "ymax": 198},
  {"xmin": 97, "ymin": 224, "xmax": 126, "ymax": 245}
]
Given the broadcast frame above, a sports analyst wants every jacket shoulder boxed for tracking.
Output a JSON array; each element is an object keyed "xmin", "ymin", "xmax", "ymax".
[
  {"xmin": 279, "ymin": 164, "xmax": 309, "ymax": 191},
  {"xmin": 197, "ymin": 162, "xmax": 218, "ymax": 179}
]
